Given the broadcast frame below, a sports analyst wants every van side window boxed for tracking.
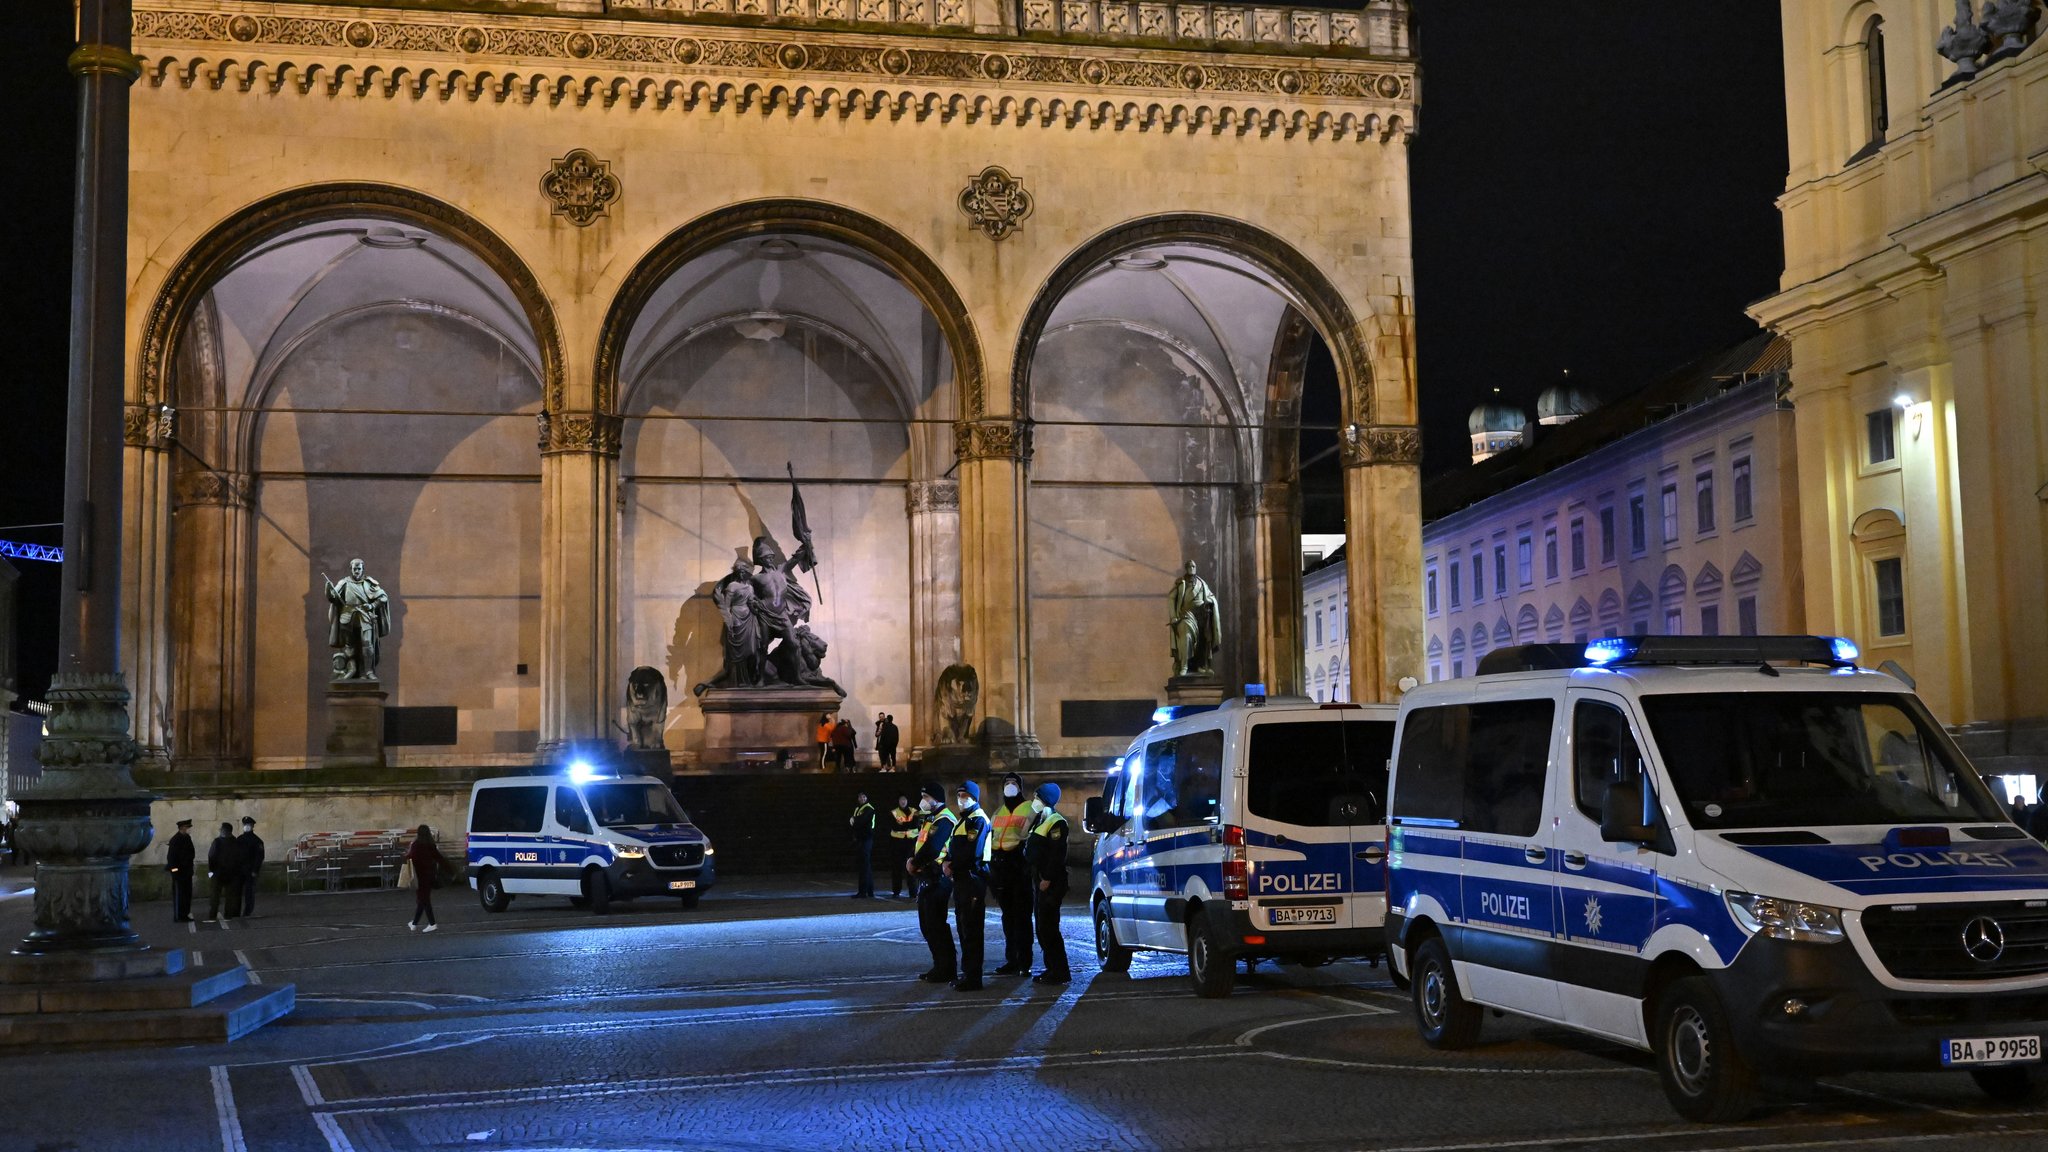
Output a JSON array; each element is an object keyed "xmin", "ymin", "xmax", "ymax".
[
  {"xmin": 1573, "ymin": 701, "xmax": 1646, "ymax": 821},
  {"xmin": 1175, "ymin": 729, "xmax": 1224, "ymax": 826},
  {"xmin": 1463, "ymin": 700, "xmax": 1554, "ymax": 837},
  {"xmin": 472, "ymin": 786, "xmax": 547, "ymax": 834},
  {"xmin": 1141, "ymin": 738, "xmax": 1182, "ymax": 829},
  {"xmin": 1391, "ymin": 706, "xmax": 1464, "ymax": 826},
  {"xmin": 555, "ymin": 787, "xmax": 594, "ymax": 835},
  {"xmin": 1119, "ymin": 751, "xmax": 1145, "ymax": 824}
]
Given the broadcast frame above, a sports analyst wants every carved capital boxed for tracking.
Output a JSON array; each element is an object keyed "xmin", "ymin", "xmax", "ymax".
[
  {"xmin": 954, "ymin": 418, "xmax": 1032, "ymax": 463},
  {"xmin": 906, "ymin": 479, "xmax": 961, "ymax": 515},
  {"xmin": 173, "ymin": 469, "xmax": 251, "ymax": 509},
  {"xmin": 542, "ymin": 411, "xmax": 624, "ymax": 457},
  {"xmin": 1339, "ymin": 423, "xmax": 1423, "ymax": 468},
  {"xmin": 541, "ymin": 149, "xmax": 620, "ymax": 227},
  {"xmin": 123, "ymin": 403, "xmax": 174, "ymax": 449},
  {"xmin": 959, "ymin": 166, "xmax": 1034, "ymax": 241}
]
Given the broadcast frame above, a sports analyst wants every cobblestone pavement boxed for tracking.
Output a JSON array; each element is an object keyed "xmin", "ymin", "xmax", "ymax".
[{"xmin": 2, "ymin": 875, "xmax": 2046, "ymax": 1152}]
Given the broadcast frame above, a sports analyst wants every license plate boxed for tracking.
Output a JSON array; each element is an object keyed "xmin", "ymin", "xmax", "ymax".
[
  {"xmin": 1941, "ymin": 1035, "xmax": 2041, "ymax": 1067},
  {"xmin": 1269, "ymin": 906, "xmax": 1336, "ymax": 925},
  {"xmin": 667, "ymin": 880, "xmax": 697, "ymax": 891}
]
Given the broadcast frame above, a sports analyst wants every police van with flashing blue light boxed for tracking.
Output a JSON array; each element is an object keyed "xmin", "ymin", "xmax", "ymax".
[
  {"xmin": 1083, "ymin": 689, "xmax": 1400, "ymax": 998},
  {"xmin": 466, "ymin": 768, "xmax": 715, "ymax": 915},
  {"xmin": 1385, "ymin": 635, "xmax": 2048, "ymax": 1121}
]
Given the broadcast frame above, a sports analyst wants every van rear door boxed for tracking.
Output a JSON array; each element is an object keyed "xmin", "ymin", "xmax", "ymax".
[{"xmin": 1242, "ymin": 715, "xmax": 1395, "ymax": 936}]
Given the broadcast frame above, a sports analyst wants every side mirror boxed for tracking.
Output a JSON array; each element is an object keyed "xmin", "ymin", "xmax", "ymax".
[
  {"xmin": 1084, "ymin": 796, "xmax": 1126, "ymax": 835},
  {"xmin": 1599, "ymin": 780, "xmax": 1655, "ymax": 844}
]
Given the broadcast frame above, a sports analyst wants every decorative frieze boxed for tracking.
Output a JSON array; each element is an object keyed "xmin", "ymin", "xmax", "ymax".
[
  {"xmin": 540, "ymin": 149, "xmax": 620, "ymax": 227},
  {"xmin": 906, "ymin": 478, "xmax": 962, "ymax": 514},
  {"xmin": 1338, "ymin": 422, "xmax": 1422, "ymax": 468},
  {"xmin": 954, "ymin": 418, "xmax": 1033, "ymax": 462},
  {"xmin": 539, "ymin": 410, "xmax": 625, "ymax": 457},
  {"xmin": 959, "ymin": 166, "xmax": 1033, "ymax": 241},
  {"xmin": 123, "ymin": 403, "xmax": 174, "ymax": 449},
  {"xmin": 173, "ymin": 469, "xmax": 252, "ymax": 509}
]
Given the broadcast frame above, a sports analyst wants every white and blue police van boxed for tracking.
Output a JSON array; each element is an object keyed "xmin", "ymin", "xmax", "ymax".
[
  {"xmin": 1385, "ymin": 635, "xmax": 2048, "ymax": 1121},
  {"xmin": 1083, "ymin": 690, "xmax": 1399, "ymax": 998},
  {"xmin": 466, "ymin": 767, "xmax": 715, "ymax": 915}
]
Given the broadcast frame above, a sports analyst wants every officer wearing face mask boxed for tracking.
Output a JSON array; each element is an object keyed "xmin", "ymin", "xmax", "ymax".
[
  {"xmin": 1026, "ymin": 782, "xmax": 1072, "ymax": 984},
  {"xmin": 987, "ymin": 771, "xmax": 1036, "ymax": 977},
  {"xmin": 943, "ymin": 780, "xmax": 993, "ymax": 991},
  {"xmin": 908, "ymin": 781, "xmax": 959, "ymax": 984}
]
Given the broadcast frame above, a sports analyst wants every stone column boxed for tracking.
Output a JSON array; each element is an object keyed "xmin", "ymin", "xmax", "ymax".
[
  {"xmin": 956, "ymin": 418, "xmax": 1040, "ymax": 765},
  {"xmin": 169, "ymin": 468, "xmax": 253, "ymax": 770},
  {"xmin": 1236, "ymin": 480, "xmax": 1303, "ymax": 696},
  {"xmin": 538, "ymin": 411, "xmax": 620, "ymax": 759},
  {"xmin": 906, "ymin": 479, "xmax": 962, "ymax": 748},
  {"xmin": 1340, "ymin": 424, "xmax": 1424, "ymax": 704},
  {"xmin": 121, "ymin": 404, "xmax": 174, "ymax": 767},
  {"xmin": 18, "ymin": 0, "xmax": 154, "ymax": 953}
]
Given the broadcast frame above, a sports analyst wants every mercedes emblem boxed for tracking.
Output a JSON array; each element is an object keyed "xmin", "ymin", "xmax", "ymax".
[{"xmin": 1961, "ymin": 916, "xmax": 2007, "ymax": 964}]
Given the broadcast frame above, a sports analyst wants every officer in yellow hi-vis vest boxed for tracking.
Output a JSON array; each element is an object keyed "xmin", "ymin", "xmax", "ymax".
[
  {"xmin": 887, "ymin": 793, "xmax": 920, "ymax": 898},
  {"xmin": 987, "ymin": 771, "xmax": 1036, "ymax": 977},
  {"xmin": 908, "ymin": 781, "xmax": 959, "ymax": 983},
  {"xmin": 944, "ymin": 780, "xmax": 994, "ymax": 991},
  {"xmin": 1026, "ymin": 782, "xmax": 1073, "ymax": 984}
]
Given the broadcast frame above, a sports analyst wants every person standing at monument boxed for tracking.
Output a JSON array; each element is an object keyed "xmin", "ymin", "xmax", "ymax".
[
  {"xmin": 1027, "ymin": 783, "xmax": 1073, "ymax": 984},
  {"xmin": 831, "ymin": 717, "xmax": 858, "ymax": 769},
  {"xmin": 165, "ymin": 818, "xmax": 195, "ymax": 923},
  {"xmin": 887, "ymin": 793, "xmax": 919, "ymax": 898},
  {"xmin": 816, "ymin": 713, "xmax": 834, "ymax": 765},
  {"xmin": 944, "ymin": 781, "xmax": 993, "ymax": 992},
  {"xmin": 849, "ymin": 791, "xmax": 877, "ymax": 899},
  {"xmin": 987, "ymin": 772, "xmax": 1036, "ymax": 978},
  {"xmin": 909, "ymin": 781, "xmax": 958, "ymax": 984},
  {"xmin": 237, "ymin": 816, "xmax": 265, "ymax": 918},
  {"xmin": 206, "ymin": 822, "xmax": 243, "ymax": 926},
  {"xmin": 877, "ymin": 714, "xmax": 900, "ymax": 769},
  {"xmin": 404, "ymin": 824, "xmax": 441, "ymax": 932}
]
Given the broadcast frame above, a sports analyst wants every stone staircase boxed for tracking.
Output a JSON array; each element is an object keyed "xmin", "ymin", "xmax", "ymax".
[{"xmin": 0, "ymin": 949, "xmax": 293, "ymax": 1048}]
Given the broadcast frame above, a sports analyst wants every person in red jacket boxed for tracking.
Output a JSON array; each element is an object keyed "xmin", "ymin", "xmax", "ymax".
[{"xmin": 405, "ymin": 824, "xmax": 441, "ymax": 932}]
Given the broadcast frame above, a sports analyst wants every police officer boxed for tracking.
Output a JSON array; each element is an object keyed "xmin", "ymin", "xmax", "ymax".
[
  {"xmin": 237, "ymin": 816, "xmax": 265, "ymax": 918},
  {"xmin": 1026, "ymin": 782, "xmax": 1072, "ymax": 984},
  {"xmin": 908, "ymin": 781, "xmax": 958, "ymax": 983},
  {"xmin": 206, "ymin": 822, "xmax": 243, "ymax": 926},
  {"xmin": 166, "ymin": 818, "xmax": 196, "ymax": 923},
  {"xmin": 987, "ymin": 771, "xmax": 1036, "ymax": 977},
  {"xmin": 945, "ymin": 780, "xmax": 993, "ymax": 991},
  {"xmin": 887, "ymin": 793, "xmax": 919, "ymax": 898},
  {"xmin": 849, "ymin": 791, "xmax": 877, "ymax": 899}
]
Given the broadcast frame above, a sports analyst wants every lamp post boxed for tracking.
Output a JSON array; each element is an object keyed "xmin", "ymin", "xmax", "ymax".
[{"xmin": 14, "ymin": 0, "xmax": 154, "ymax": 955}]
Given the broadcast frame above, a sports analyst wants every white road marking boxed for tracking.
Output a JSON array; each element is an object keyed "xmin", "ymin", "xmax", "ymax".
[
  {"xmin": 312, "ymin": 1110, "xmax": 357, "ymax": 1152},
  {"xmin": 209, "ymin": 1065, "xmax": 247, "ymax": 1152},
  {"xmin": 299, "ymin": 996, "xmax": 441, "ymax": 1011},
  {"xmin": 1253, "ymin": 1050, "xmax": 1652, "ymax": 1077},
  {"xmin": 293, "ymin": 1063, "xmax": 324, "ymax": 1108},
  {"xmin": 193, "ymin": 950, "xmax": 205, "ymax": 966},
  {"xmin": 234, "ymin": 949, "xmax": 261, "ymax": 984}
]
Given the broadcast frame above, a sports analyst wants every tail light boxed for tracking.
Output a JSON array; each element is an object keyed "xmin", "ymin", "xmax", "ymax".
[{"xmin": 1221, "ymin": 824, "xmax": 1248, "ymax": 900}]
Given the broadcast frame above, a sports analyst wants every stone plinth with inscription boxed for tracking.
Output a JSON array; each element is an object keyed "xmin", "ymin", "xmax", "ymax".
[
  {"xmin": 323, "ymin": 682, "xmax": 388, "ymax": 770},
  {"xmin": 699, "ymin": 687, "xmax": 843, "ymax": 770}
]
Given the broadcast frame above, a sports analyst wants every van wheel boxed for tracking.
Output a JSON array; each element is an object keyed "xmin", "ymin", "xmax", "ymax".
[
  {"xmin": 1187, "ymin": 909, "xmax": 1235, "ymax": 999},
  {"xmin": 1654, "ymin": 975, "xmax": 1758, "ymax": 1122},
  {"xmin": 678, "ymin": 892, "xmax": 701, "ymax": 910},
  {"xmin": 1094, "ymin": 901, "xmax": 1132, "ymax": 973},
  {"xmin": 582, "ymin": 868, "xmax": 612, "ymax": 916},
  {"xmin": 1411, "ymin": 936, "xmax": 1480, "ymax": 1049},
  {"xmin": 1971, "ymin": 1066, "xmax": 2040, "ymax": 1102},
  {"xmin": 477, "ymin": 870, "xmax": 511, "ymax": 913}
]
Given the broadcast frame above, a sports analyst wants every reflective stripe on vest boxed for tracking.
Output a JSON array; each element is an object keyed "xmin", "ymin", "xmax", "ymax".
[
  {"xmin": 1031, "ymin": 809, "xmax": 1068, "ymax": 838},
  {"xmin": 954, "ymin": 808, "xmax": 993, "ymax": 865},
  {"xmin": 917, "ymin": 811, "xmax": 957, "ymax": 857},
  {"xmin": 890, "ymin": 807, "xmax": 919, "ymax": 839},
  {"xmin": 989, "ymin": 803, "xmax": 1032, "ymax": 852}
]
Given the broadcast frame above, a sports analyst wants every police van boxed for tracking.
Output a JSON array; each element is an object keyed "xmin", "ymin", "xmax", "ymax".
[
  {"xmin": 1083, "ymin": 692, "xmax": 1399, "ymax": 998},
  {"xmin": 1384, "ymin": 635, "xmax": 2048, "ymax": 1121},
  {"xmin": 466, "ymin": 770, "xmax": 715, "ymax": 915}
]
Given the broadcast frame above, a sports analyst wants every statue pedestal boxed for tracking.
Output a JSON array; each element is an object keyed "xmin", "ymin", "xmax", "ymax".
[
  {"xmin": 1166, "ymin": 675, "xmax": 1226, "ymax": 707},
  {"xmin": 621, "ymin": 747, "xmax": 673, "ymax": 782},
  {"xmin": 699, "ymin": 686, "xmax": 843, "ymax": 770},
  {"xmin": 323, "ymin": 681, "xmax": 388, "ymax": 770}
]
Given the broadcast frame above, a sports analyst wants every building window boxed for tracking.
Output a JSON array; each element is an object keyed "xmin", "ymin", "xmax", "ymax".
[
  {"xmin": 1569, "ymin": 518, "xmax": 1586, "ymax": 573},
  {"xmin": 1313, "ymin": 612, "xmax": 1323, "ymax": 648},
  {"xmin": 1864, "ymin": 16, "xmax": 1888, "ymax": 150},
  {"xmin": 1516, "ymin": 535, "xmax": 1533, "ymax": 587},
  {"xmin": 1493, "ymin": 545, "xmax": 1507, "ymax": 597},
  {"xmin": 1695, "ymin": 470, "xmax": 1715, "ymax": 534},
  {"xmin": 1544, "ymin": 527, "xmax": 1559, "ymax": 581},
  {"xmin": 1471, "ymin": 552, "xmax": 1484, "ymax": 601},
  {"xmin": 1629, "ymin": 494, "xmax": 1647, "ymax": 555},
  {"xmin": 1632, "ymin": 617, "xmax": 1650, "ymax": 635},
  {"xmin": 1448, "ymin": 559, "xmax": 1461, "ymax": 609},
  {"xmin": 1867, "ymin": 409, "xmax": 1896, "ymax": 465},
  {"xmin": 1660, "ymin": 483, "xmax": 1679, "ymax": 544},
  {"xmin": 1599, "ymin": 507, "xmax": 1616, "ymax": 564},
  {"xmin": 1452, "ymin": 659, "xmax": 1464, "ymax": 679},
  {"xmin": 1429, "ymin": 663, "xmax": 1442, "ymax": 683},
  {"xmin": 1732, "ymin": 457, "xmax": 1753, "ymax": 523},
  {"xmin": 1875, "ymin": 557, "xmax": 1906, "ymax": 637},
  {"xmin": 1426, "ymin": 566, "xmax": 1439, "ymax": 615},
  {"xmin": 1699, "ymin": 604, "xmax": 1720, "ymax": 637},
  {"xmin": 1331, "ymin": 606, "xmax": 1342, "ymax": 643},
  {"xmin": 1737, "ymin": 595, "xmax": 1758, "ymax": 636},
  {"xmin": 1663, "ymin": 607, "xmax": 1682, "ymax": 635}
]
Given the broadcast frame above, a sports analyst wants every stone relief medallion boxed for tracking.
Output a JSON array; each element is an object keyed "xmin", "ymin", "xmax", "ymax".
[
  {"xmin": 958, "ymin": 165, "xmax": 1033, "ymax": 241},
  {"xmin": 981, "ymin": 53, "xmax": 1012, "ymax": 81},
  {"xmin": 1081, "ymin": 58, "xmax": 1107, "ymax": 85},
  {"xmin": 541, "ymin": 149, "xmax": 621, "ymax": 228},
  {"xmin": 566, "ymin": 31, "xmax": 596, "ymax": 59},
  {"xmin": 457, "ymin": 26, "xmax": 487, "ymax": 54},
  {"xmin": 227, "ymin": 15, "xmax": 259, "ymax": 42},
  {"xmin": 342, "ymin": 20, "xmax": 375, "ymax": 48},
  {"xmin": 1179, "ymin": 63, "xmax": 1205, "ymax": 90},
  {"xmin": 879, "ymin": 46, "xmax": 910, "ymax": 76},
  {"xmin": 1375, "ymin": 73, "xmax": 1403, "ymax": 99},
  {"xmin": 778, "ymin": 42, "xmax": 809, "ymax": 70},
  {"xmin": 1275, "ymin": 69, "xmax": 1302, "ymax": 95},
  {"xmin": 672, "ymin": 37, "xmax": 703, "ymax": 64}
]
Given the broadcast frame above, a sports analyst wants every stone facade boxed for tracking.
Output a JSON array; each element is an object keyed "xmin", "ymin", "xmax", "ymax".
[
  {"xmin": 118, "ymin": 0, "xmax": 1422, "ymax": 769},
  {"xmin": 1752, "ymin": 2, "xmax": 2048, "ymax": 786}
]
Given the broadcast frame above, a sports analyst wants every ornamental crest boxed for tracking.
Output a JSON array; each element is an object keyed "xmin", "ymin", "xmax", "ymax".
[
  {"xmin": 540, "ymin": 149, "xmax": 620, "ymax": 228},
  {"xmin": 958, "ymin": 166, "xmax": 1033, "ymax": 242}
]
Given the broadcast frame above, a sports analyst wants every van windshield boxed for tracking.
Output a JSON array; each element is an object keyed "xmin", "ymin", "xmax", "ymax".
[
  {"xmin": 584, "ymin": 782, "xmax": 690, "ymax": 828},
  {"xmin": 1640, "ymin": 691, "xmax": 2005, "ymax": 830},
  {"xmin": 1248, "ymin": 719, "xmax": 1395, "ymax": 826}
]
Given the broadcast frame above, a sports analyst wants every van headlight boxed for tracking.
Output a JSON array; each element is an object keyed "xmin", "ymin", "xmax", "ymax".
[
  {"xmin": 614, "ymin": 845, "xmax": 647, "ymax": 859},
  {"xmin": 1725, "ymin": 891, "xmax": 1844, "ymax": 944},
  {"xmin": 703, "ymin": 843, "xmax": 714, "ymax": 856}
]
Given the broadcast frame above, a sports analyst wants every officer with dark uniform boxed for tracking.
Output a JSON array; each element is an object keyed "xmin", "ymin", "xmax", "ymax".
[
  {"xmin": 1026, "ymin": 782, "xmax": 1072, "ymax": 984},
  {"xmin": 908, "ymin": 781, "xmax": 958, "ymax": 983},
  {"xmin": 945, "ymin": 780, "xmax": 993, "ymax": 991},
  {"xmin": 849, "ymin": 791, "xmax": 877, "ymax": 899},
  {"xmin": 238, "ymin": 816, "xmax": 265, "ymax": 918},
  {"xmin": 987, "ymin": 771, "xmax": 1036, "ymax": 976},
  {"xmin": 165, "ymin": 818, "xmax": 196, "ymax": 923}
]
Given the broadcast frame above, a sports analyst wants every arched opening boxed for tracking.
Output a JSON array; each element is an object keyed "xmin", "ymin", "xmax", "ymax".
[{"xmin": 1863, "ymin": 15, "xmax": 1889, "ymax": 150}]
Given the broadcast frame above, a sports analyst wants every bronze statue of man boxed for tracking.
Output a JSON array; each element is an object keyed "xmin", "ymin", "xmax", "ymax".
[
  {"xmin": 1168, "ymin": 560, "xmax": 1220, "ymax": 677},
  {"xmin": 325, "ymin": 558, "xmax": 391, "ymax": 681}
]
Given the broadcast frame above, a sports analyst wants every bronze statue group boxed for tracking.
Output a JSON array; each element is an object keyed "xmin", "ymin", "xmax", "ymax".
[{"xmin": 854, "ymin": 772, "xmax": 1071, "ymax": 990}]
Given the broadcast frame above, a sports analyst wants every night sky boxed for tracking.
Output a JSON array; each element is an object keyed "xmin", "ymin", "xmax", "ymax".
[{"xmin": 0, "ymin": 3, "xmax": 1787, "ymax": 701}]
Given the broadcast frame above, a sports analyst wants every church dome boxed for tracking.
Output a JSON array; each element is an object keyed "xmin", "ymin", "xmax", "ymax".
[
  {"xmin": 1467, "ymin": 401, "xmax": 1528, "ymax": 436},
  {"xmin": 1536, "ymin": 382, "xmax": 1599, "ymax": 425}
]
